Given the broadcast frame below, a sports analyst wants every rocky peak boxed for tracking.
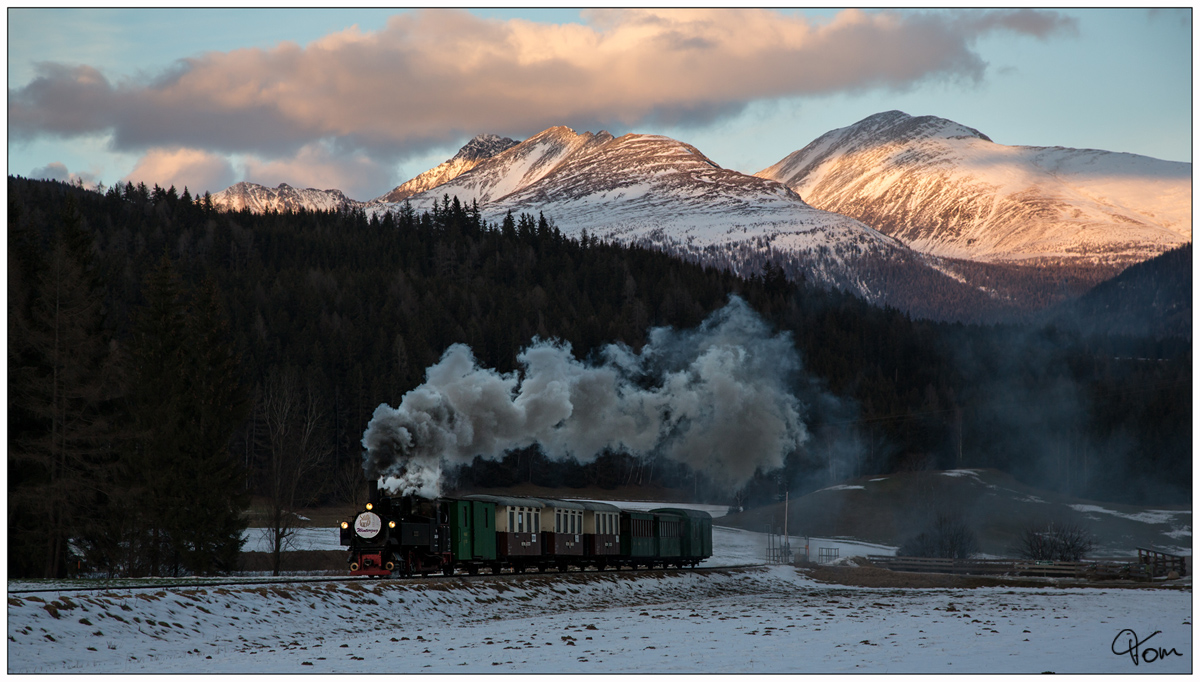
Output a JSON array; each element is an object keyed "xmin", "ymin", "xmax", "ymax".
[{"xmin": 452, "ymin": 133, "xmax": 520, "ymax": 162}]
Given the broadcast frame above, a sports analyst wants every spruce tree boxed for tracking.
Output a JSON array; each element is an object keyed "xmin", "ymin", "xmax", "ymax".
[
  {"xmin": 122, "ymin": 253, "xmax": 192, "ymax": 575},
  {"xmin": 172, "ymin": 278, "xmax": 251, "ymax": 574},
  {"xmin": 7, "ymin": 197, "xmax": 123, "ymax": 578},
  {"xmin": 122, "ymin": 259, "xmax": 251, "ymax": 575}
]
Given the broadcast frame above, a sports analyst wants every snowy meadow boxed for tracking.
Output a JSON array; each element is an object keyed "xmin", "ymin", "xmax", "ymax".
[{"xmin": 8, "ymin": 522, "xmax": 1191, "ymax": 674}]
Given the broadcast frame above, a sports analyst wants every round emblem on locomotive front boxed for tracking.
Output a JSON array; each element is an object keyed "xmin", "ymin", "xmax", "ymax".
[{"xmin": 354, "ymin": 511, "xmax": 383, "ymax": 539}]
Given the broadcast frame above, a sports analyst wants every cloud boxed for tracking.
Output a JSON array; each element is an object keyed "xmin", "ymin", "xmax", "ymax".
[
  {"xmin": 10, "ymin": 9, "xmax": 1076, "ymax": 190},
  {"xmin": 121, "ymin": 147, "xmax": 236, "ymax": 196},
  {"xmin": 29, "ymin": 161, "xmax": 102, "ymax": 190},
  {"xmin": 239, "ymin": 140, "xmax": 393, "ymax": 200}
]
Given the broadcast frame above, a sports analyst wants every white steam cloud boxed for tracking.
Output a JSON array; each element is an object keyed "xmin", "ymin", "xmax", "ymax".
[{"xmin": 362, "ymin": 297, "xmax": 812, "ymax": 499}]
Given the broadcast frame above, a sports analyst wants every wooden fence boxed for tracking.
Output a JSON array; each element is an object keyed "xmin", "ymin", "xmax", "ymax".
[{"xmin": 1137, "ymin": 547, "xmax": 1187, "ymax": 578}]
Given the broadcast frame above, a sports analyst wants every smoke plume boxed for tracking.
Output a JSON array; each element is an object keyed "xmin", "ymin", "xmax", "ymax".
[{"xmin": 362, "ymin": 296, "xmax": 821, "ymax": 498}]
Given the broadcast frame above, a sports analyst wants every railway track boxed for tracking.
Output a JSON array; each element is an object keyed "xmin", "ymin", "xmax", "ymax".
[{"xmin": 8, "ymin": 563, "xmax": 765, "ymax": 595}]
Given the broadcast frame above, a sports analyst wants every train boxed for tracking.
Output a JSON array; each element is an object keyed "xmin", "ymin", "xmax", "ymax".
[{"xmin": 340, "ymin": 483, "xmax": 713, "ymax": 577}]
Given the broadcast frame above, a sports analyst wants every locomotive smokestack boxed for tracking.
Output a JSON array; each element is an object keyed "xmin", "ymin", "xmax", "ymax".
[{"xmin": 368, "ymin": 478, "xmax": 380, "ymax": 505}]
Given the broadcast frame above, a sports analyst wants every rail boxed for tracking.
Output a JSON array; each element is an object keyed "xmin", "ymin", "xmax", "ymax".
[{"xmin": 7, "ymin": 562, "xmax": 766, "ymax": 595}]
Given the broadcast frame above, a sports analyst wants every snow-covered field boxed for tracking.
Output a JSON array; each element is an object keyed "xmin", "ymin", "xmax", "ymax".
[
  {"xmin": 10, "ymin": 518, "xmax": 1191, "ymax": 674},
  {"xmin": 8, "ymin": 564, "xmax": 1190, "ymax": 674}
]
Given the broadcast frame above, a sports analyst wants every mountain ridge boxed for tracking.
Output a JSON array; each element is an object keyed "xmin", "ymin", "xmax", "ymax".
[
  {"xmin": 207, "ymin": 112, "xmax": 1191, "ymax": 324},
  {"xmin": 755, "ymin": 110, "xmax": 1190, "ymax": 268},
  {"xmin": 371, "ymin": 133, "xmax": 520, "ymax": 204},
  {"xmin": 209, "ymin": 181, "xmax": 358, "ymax": 213},
  {"xmin": 372, "ymin": 126, "xmax": 976, "ymax": 315}
]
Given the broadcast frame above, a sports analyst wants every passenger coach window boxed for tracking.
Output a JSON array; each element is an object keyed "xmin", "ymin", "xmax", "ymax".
[{"xmin": 509, "ymin": 509, "xmax": 515, "ymax": 532}]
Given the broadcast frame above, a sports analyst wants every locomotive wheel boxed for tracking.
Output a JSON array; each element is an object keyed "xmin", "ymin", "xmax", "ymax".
[{"xmin": 443, "ymin": 565, "xmax": 455, "ymax": 576}]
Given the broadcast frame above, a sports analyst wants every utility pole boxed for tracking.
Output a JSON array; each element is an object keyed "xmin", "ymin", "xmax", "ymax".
[
  {"xmin": 784, "ymin": 490, "xmax": 791, "ymax": 562},
  {"xmin": 956, "ymin": 406, "xmax": 963, "ymax": 468}
]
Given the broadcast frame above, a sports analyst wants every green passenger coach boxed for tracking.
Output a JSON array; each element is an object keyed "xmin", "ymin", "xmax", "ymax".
[{"xmin": 342, "ymin": 484, "xmax": 712, "ymax": 577}]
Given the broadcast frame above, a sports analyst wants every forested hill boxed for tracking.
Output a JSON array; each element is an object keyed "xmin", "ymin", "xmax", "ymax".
[
  {"xmin": 1042, "ymin": 243, "xmax": 1192, "ymax": 340},
  {"xmin": 8, "ymin": 176, "xmax": 1190, "ymax": 575}
]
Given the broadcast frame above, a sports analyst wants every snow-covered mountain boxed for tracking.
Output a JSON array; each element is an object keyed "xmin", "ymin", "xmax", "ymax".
[
  {"xmin": 206, "ymin": 115, "xmax": 1189, "ymax": 321},
  {"xmin": 209, "ymin": 182, "xmax": 360, "ymax": 213},
  {"xmin": 756, "ymin": 110, "xmax": 1191, "ymax": 267},
  {"xmin": 371, "ymin": 133, "xmax": 519, "ymax": 204},
  {"xmin": 369, "ymin": 126, "xmax": 953, "ymax": 306}
]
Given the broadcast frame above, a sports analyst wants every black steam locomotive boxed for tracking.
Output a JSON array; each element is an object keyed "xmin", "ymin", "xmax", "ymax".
[{"xmin": 340, "ymin": 483, "xmax": 713, "ymax": 577}]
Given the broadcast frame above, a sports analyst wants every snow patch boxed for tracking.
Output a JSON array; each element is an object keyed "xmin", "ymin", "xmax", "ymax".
[
  {"xmin": 940, "ymin": 469, "xmax": 984, "ymax": 478},
  {"xmin": 1068, "ymin": 504, "xmax": 1191, "ymax": 526}
]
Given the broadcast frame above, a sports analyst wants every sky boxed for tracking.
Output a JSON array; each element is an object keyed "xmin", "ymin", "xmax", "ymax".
[{"xmin": 7, "ymin": 7, "xmax": 1193, "ymax": 201}]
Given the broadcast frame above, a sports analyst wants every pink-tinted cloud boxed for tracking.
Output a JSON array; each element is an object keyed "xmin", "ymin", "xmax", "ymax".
[
  {"xmin": 11, "ymin": 9, "xmax": 1076, "ymax": 163},
  {"xmin": 121, "ymin": 147, "xmax": 236, "ymax": 196},
  {"xmin": 239, "ymin": 141, "xmax": 392, "ymax": 200}
]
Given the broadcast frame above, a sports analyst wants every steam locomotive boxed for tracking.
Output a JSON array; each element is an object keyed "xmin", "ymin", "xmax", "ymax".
[{"xmin": 340, "ymin": 482, "xmax": 713, "ymax": 577}]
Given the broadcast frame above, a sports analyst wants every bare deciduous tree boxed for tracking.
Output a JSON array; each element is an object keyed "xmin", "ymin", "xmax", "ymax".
[
  {"xmin": 257, "ymin": 369, "xmax": 331, "ymax": 575},
  {"xmin": 899, "ymin": 512, "xmax": 979, "ymax": 559},
  {"xmin": 331, "ymin": 455, "xmax": 367, "ymax": 508},
  {"xmin": 1012, "ymin": 520, "xmax": 1095, "ymax": 561}
]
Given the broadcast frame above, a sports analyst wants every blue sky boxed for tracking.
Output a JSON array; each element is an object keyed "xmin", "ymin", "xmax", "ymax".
[{"xmin": 7, "ymin": 8, "xmax": 1192, "ymax": 200}]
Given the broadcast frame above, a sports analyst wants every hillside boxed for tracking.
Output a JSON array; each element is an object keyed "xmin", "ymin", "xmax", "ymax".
[
  {"xmin": 1042, "ymin": 243, "xmax": 1192, "ymax": 339},
  {"xmin": 721, "ymin": 469, "xmax": 1191, "ymax": 558}
]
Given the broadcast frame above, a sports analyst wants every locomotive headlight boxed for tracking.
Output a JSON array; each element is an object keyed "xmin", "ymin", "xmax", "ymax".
[
  {"xmin": 365, "ymin": 502, "xmax": 373, "ymax": 511},
  {"xmin": 388, "ymin": 521, "xmax": 396, "ymax": 529},
  {"xmin": 341, "ymin": 521, "xmax": 349, "ymax": 530}
]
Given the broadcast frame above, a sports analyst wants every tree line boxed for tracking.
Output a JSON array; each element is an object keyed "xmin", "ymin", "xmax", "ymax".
[{"xmin": 7, "ymin": 176, "xmax": 1190, "ymax": 578}]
